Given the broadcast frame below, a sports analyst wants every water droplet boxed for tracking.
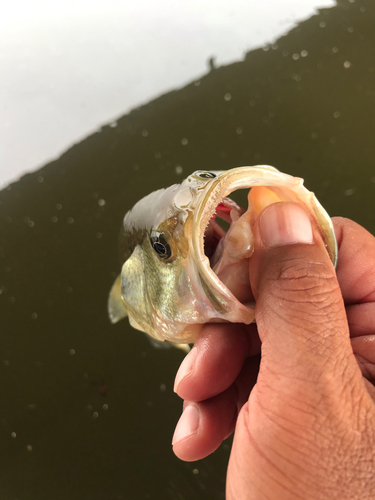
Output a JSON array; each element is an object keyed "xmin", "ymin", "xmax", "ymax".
[
  {"xmin": 26, "ymin": 445, "xmax": 32, "ymax": 452},
  {"xmin": 332, "ymin": 46, "xmax": 339, "ymax": 53},
  {"xmin": 271, "ymin": 43, "xmax": 278, "ymax": 50},
  {"xmin": 96, "ymin": 232, "xmax": 102, "ymax": 239},
  {"xmin": 67, "ymin": 217, "xmax": 74, "ymax": 224},
  {"xmin": 132, "ymin": 164, "xmax": 139, "ymax": 171},
  {"xmin": 69, "ymin": 349, "xmax": 75, "ymax": 355},
  {"xmin": 192, "ymin": 469, "xmax": 199, "ymax": 475},
  {"xmin": 98, "ymin": 199, "xmax": 106, "ymax": 206},
  {"xmin": 236, "ymin": 127, "xmax": 243, "ymax": 135},
  {"xmin": 103, "ymin": 404, "xmax": 109, "ymax": 410},
  {"xmin": 4, "ymin": 360, "xmax": 10, "ymax": 366},
  {"xmin": 67, "ymin": 287, "xmax": 73, "ymax": 293},
  {"xmin": 141, "ymin": 129, "xmax": 148, "ymax": 137},
  {"xmin": 301, "ymin": 50, "xmax": 308, "ymax": 58},
  {"xmin": 344, "ymin": 61, "xmax": 351, "ymax": 69},
  {"xmin": 249, "ymin": 99, "xmax": 256, "ymax": 107},
  {"xmin": 93, "ymin": 412, "xmax": 99, "ymax": 418},
  {"xmin": 311, "ymin": 132, "xmax": 318, "ymax": 139},
  {"xmin": 224, "ymin": 93, "xmax": 232, "ymax": 101},
  {"xmin": 37, "ymin": 176, "xmax": 44, "ymax": 183},
  {"xmin": 160, "ymin": 383, "xmax": 166, "ymax": 392},
  {"xmin": 333, "ymin": 111, "xmax": 341, "ymax": 118},
  {"xmin": 56, "ymin": 203, "xmax": 62, "ymax": 210},
  {"xmin": 194, "ymin": 80, "xmax": 201, "ymax": 86},
  {"xmin": 175, "ymin": 165, "xmax": 183, "ymax": 175},
  {"xmin": 27, "ymin": 220, "xmax": 35, "ymax": 227},
  {"xmin": 11, "ymin": 432, "xmax": 16, "ymax": 438},
  {"xmin": 110, "ymin": 121, "xmax": 118, "ymax": 128},
  {"xmin": 360, "ymin": 6, "xmax": 366, "ymax": 12},
  {"xmin": 51, "ymin": 216, "xmax": 58, "ymax": 223},
  {"xmin": 344, "ymin": 188, "xmax": 354, "ymax": 196},
  {"xmin": 87, "ymin": 405, "xmax": 93, "ymax": 411},
  {"xmin": 154, "ymin": 151, "xmax": 161, "ymax": 159},
  {"xmin": 292, "ymin": 53, "xmax": 300, "ymax": 60},
  {"xmin": 319, "ymin": 21, "xmax": 326, "ymax": 28},
  {"xmin": 28, "ymin": 404, "xmax": 37, "ymax": 410},
  {"xmin": 31, "ymin": 313, "xmax": 38, "ymax": 320},
  {"xmin": 181, "ymin": 138, "xmax": 188, "ymax": 146},
  {"xmin": 282, "ymin": 50, "xmax": 289, "ymax": 57},
  {"xmin": 347, "ymin": 26, "xmax": 354, "ymax": 33}
]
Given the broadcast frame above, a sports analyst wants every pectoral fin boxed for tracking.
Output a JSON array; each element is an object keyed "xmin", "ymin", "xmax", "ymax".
[{"xmin": 108, "ymin": 274, "xmax": 128, "ymax": 324}]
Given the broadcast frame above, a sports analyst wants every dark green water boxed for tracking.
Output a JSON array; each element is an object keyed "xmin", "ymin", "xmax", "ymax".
[{"xmin": 1, "ymin": 1, "xmax": 374, "ymax": 499}]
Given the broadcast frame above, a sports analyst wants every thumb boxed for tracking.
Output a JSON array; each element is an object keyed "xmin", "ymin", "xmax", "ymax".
[{"xmin": 250, "ymin": 201, "xmax": 356, "ymax": 385}]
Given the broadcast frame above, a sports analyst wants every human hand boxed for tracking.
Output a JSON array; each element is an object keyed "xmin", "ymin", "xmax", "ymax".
[{"xmin": 172, "ymin": 202, "xmax": 375, "ymax": 499}]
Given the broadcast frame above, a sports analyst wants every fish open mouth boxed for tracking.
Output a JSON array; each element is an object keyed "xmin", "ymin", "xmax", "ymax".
[{"xmin": 192, "ymin": 166, "xmax": 337, "ymax": 322}]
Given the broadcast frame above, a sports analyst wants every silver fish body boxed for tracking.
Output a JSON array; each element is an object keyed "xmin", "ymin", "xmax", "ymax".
[{"xmin": 108, "ymin": 166, "xmax": 337, "ymax": 344}]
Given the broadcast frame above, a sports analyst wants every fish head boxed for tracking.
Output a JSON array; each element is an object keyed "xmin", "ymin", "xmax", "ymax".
[{"xmin": 109, "ymin": 166, "xmax": 337, "ymax": 344}]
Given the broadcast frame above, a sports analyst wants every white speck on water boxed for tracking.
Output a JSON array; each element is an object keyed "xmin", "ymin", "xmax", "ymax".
[
  {"xmin": 69, "ymin": 349, "xmax": 75, "ymax": 355},
  {"xmin": 344, "ymin": 61, "xmax": 351, "ymax": 68},
  {"xmin": 56, "ymin": 203, "xmax": 62, "ymax": 210},
  {"xmin": 11, "ymin": 432, "xmax": 16, "ymax": 438},
  {"xmin": 31, "ymin": 313, "xmax": 38, "ymax": 320},
  {"xmin": 344, "ymin": 188, "xmax": 354, "ymax": 196},
  {"xmin": 292, "ymin": 53, "xmax": 300, "ymax": 60},
  {"xmin": 160, "ymin": 383, "xmax": 166, "ymax": 392},
  {"xmin": 110, "ymin": 121, "xmax": 118, "ymax": 128},
  {"xmin": 175, "ymin": 165, "xmax": 183, "ymax": 175},
  {"xmin": 194, "ymin": 80, "xmax": 201, "ymax": 86},
  {"xmin": 93, "ymin": 412, "xmax": 99, "ymax": 418},
  {"xmin": 103, "ymin": 404, "xmax": 108, "ymax": 410},
  {"xmin": 98, "ymin": 199, "xmax": 106, "ymax": 206},
  {"xmin": 282, "ymin": 50, "xmax": 289, "ymax": 57},
  {"xmin": 249, "ymin": 99, "xmax": 256, "ymax": 107},
  {"xmin": 51, "ymin": 216, "xmax": 58, "ymax": 223},
  {"xmin": 348, "ymin": 26, "xmax": 354, "ymax": 33},
  {"xmin": 67, "ymin": 217, "xmax": 74, "ymax": 224},
  {"xmin": 332, "ymin": 46, "xmax": 339, "ymax": 53},
  {"xmin": 236, "ymin": 127, "xmax": 243, "ymax": 135},
  {"xmin": 301, "ymin": 50, "xmax": 308, "ymax": 58},
  {"xmin": 37, "ymin": 176, "xmax": 44, "ymax": 183},
  {"xmin": 192, "ymin": 469, "xmax": 199, "ymax": 475},
  {"xmin": 96, "ymin": 232, "xmax": 102, "ymax": 239},
  {"xmin": 333, "ymin": 111, "xmax": 341, "ymax": 118},
  {"xmin": 141, "ymin": 129, "xmax": 148, "ymax": 137},
  {"xmin": 224, "ymin": 93, "xmax": 232, "ymax": 101},
  {"xmin": 181, "ymin": 138, "xmax": 188, "ymax": 146},
  {"xmin": 319, "ymin": 21, "xmax": 326, "ymax": 28}
]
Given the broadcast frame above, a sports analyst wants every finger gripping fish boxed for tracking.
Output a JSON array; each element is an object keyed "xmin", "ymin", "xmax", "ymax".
[{"xmin": 108, "ymin": 166, "xmax": 337, "ymax": 344}]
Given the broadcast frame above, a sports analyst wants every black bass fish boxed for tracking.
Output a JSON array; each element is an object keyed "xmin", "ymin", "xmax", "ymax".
[{"xmin": 108, "ymin": 166, "xmax": 337, "ymax": 344}]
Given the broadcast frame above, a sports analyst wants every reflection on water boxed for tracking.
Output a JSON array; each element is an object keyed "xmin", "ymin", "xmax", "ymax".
[{"xmin": 0, "ymin": 1, "xmax": 374, "ymax": 499}]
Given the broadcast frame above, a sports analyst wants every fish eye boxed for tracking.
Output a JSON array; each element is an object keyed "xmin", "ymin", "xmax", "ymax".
[
  {"xmin": 150, "ymin": 233, "xmax": 172, "ymax": 260},
  {"xmin": 196, "ymin": 171, "xmax": 216, "ymax": 179}
]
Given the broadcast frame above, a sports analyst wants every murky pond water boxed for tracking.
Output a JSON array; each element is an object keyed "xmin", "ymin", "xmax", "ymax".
[{"xmin": 1, "ymin": 1, "xmax": 375, "ymax": 499}]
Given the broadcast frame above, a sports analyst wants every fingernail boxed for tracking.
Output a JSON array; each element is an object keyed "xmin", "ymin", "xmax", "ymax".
[
  {"xmin": 259, "ymin": 202, "xmax": 313, "ymax": 247},
  {"xmin": 174, "ymin": 347, "xmax": 198, "ymax": 393},
  {"xmin": 172, "ymin": 405, "xmax": 199, "ymax": 445}
]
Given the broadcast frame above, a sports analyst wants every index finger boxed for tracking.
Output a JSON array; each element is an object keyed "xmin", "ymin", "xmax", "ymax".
[{"xmin": 333, "ymin": 217, "xmax": 375, "ymax": 305}]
